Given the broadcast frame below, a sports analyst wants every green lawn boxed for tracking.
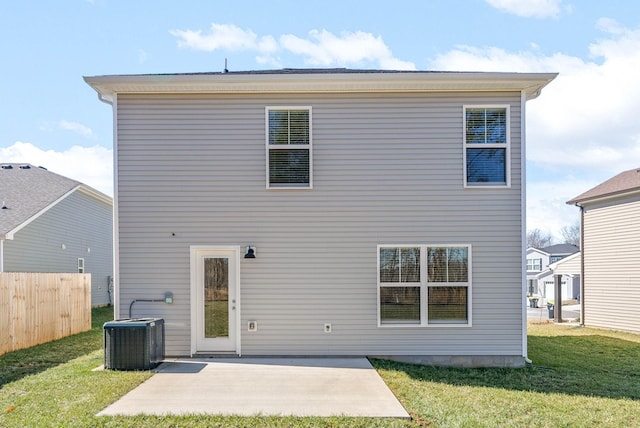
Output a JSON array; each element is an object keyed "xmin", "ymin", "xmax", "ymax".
[
  {"xmin": 204, "ymin": 300, "xmax": 229, "ymax": 337},
  {"xmin": 1, "ymin": 309, "xmax": 639, "ymax": 427}
]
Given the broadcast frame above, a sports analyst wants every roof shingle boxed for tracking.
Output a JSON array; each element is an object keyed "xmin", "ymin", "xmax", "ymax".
[
  {"xmin": 0, "ymin": 164, "xmax": 81, "ymax": 237},
  {"xmin": 567, "ymin": 167, "xmax": 640, "ymax": 205}
]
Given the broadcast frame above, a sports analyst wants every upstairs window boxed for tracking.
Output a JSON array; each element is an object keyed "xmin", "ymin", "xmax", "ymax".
[
  {"xmin": 527, "ymin": 258, "xmax": 542, "ymax": 271},
  {"xmin": 77, "ymin": 258, "xmax": 85, "ymax": 274},
  {"xmin": 464, "ymin": 106, "xmax": 510, "ymax": 187},
  {"xmin": 266, "ymin": 107, "xmax": 312, "ymax": 188}
]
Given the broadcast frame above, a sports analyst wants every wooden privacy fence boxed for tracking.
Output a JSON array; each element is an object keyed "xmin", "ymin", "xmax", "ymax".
[{"xmin": 0, "ymin": 273, "xmax": 91, "ymax": 356}]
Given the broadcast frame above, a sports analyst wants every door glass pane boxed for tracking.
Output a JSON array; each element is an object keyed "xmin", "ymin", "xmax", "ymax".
[{"xmin": 204, "ymin": 257, "xmax": 229, "ymax": 338}]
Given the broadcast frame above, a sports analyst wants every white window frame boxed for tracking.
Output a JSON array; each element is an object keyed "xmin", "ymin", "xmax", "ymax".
[
  {"xmin": 527, "ymin": 258, "xmax": 542, "ymax": 271},
  {"xmin": 463, "ymin": 105, "xmax": 511, "ymax": 188},
  {"xmin": 377, "ymin": 244, "xmax": 472, "ymax": 328},
  {"xmin": 377, "ymin": 245, "xmax": 423, "ymax": 326},
  {"xmin": 265, "ymin": 106, "xmax": 313, "ymax": 189},
  {"xmin": 77, "ymin": 257, "xmax": 85, "ymax": 274}
]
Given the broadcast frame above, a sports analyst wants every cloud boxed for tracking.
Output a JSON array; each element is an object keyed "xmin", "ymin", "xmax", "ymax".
[
  {"xmin": 430, "ymin": 19, "xmax": 640, "ymax": 174},
  {"xmin": 170, "ymin": 23, "xmax": 277, "ymax": 53},
  {"xmin": 59, "ymin": 120, "xmax": 94, "ymax": 138},
  {"xmin": 280, "ymin": 30, "xmax": 416, "ymax": 70},
  {"xmin": 527, "ymin": 179, "xmax": 584, "ymax": 241},
  {"xmin": 485, "ymin": 0, "xmax": 566, "ymax": 18},
  {"xmin": 138, "ymin": 49, "xmax": 149, "ymax": 64},
  {"xmin": 170, "ymin": 23, "xmax": 414, "ymax": 70},
  {"xmin": 0, "ymin": 142, "xmax": 113, "ymax": 196},
  {"xmin": 430, "ymin": 19, "xmax": 640, "ymax": 239}
]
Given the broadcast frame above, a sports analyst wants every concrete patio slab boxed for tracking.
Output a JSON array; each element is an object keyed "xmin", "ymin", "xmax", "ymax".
[{"xmin": 97, "ymin": 357, "xmax": 410, "ymax": 418}]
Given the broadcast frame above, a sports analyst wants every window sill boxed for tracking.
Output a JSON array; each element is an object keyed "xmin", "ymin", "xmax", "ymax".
[
  {"xmin": 378, "ymin": 323, "xmax": 472, "ymax": 328},
  {"xmin": 267, "ymin": 185, "xmax": 312, "ymax": 190},
  {"xmin": 464, "ymin": 183, "xmax": 510, "ymax": 189}
]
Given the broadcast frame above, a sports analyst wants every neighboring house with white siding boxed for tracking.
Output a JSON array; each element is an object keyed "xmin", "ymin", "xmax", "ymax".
[
  {"xmin": 85, "ymin": 69, "xmax": 555, "ymax": 366},
  {"xmin": 526, "ymin": 244, "xmax": 580, "ymax": 303},
  {"xmin": 549, "ymin": 251, "xmax": 581, "ymax": 300},
  {"xmin": 568, "ymin": 167, "xmax": 640, "ymax": 333},
  {"xmin": 0, "ymin": 164, "xmax": 113, "ymax": 306}
]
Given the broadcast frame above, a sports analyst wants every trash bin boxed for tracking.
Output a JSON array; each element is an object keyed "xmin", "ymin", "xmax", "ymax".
[
  {"xmin": 103, "ymin": 318, "xmax": 165, "ymax": 370},
  {"xmin": 547, "ymin": 304, "xmax": 555, "ymax": 319}
]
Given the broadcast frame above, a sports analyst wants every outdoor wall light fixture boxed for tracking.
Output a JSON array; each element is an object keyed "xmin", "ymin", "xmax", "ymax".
[{"xmin": 244, "ymin": 246, "xmax": 256, "ymax": 259}]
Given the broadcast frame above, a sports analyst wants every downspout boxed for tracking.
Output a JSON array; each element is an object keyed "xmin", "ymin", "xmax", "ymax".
[
  {"xmin": 579, "ymin": 204, "xmax": 585, "ymax": 326},
  {"xmin": 111, "ymin": 95, "xmax": 120, "ymax": 320},
  {"xmin": 520, "ymin": 91, "xmax": 529, "ymax": 362}
]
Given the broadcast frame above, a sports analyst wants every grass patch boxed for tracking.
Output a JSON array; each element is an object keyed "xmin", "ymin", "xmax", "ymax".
[
  {"xmin": 372, "ymin": 324, "xmax": 640, "ymax": 427},
  {"xmin": 204, "ymin": 300, "xmax": 229, "ymax": 337},
  {"xmin": 1, "ymin": 312, "xmax": 639, "ymax": 427},
  {"xmin": 0, "ymin": 306, "xmax": 114, "ymax": 386}
]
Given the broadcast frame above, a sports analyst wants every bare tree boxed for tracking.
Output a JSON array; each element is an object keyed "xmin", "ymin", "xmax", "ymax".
[
  {"xmin": 527, "ymin": 228, "xmax": 553, "ymax": 249},
  {"xmin": 561, "ymin": 222, "xmax": 580, "ymax": 246}
]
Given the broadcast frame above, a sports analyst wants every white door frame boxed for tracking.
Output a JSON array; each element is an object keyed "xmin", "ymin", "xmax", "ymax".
[{"xmin": 190, "ymin": 246, "xmax": 241, "ymax": 356}]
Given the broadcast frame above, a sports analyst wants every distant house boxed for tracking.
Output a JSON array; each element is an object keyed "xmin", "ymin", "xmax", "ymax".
[
  {"xmin": 568, "ymin": 167, "xmax": 640, "ymax": 333},
  {"xmin": 548, "ymin": 251, "xmax": 581, "ymax": 298},
  {"xmin": 0, "ymin": 164, "xmax": 113, "ymax": 306},
  {"xmin": 85, "ymin": 68, "xmax": 555, "ymax": 367},
  {"xmin": 526, "ymin": 244, "xmax": 580, "ymax": 303}
]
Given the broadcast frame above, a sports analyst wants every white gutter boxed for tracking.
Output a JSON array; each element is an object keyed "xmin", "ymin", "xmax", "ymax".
[
  {"xmin": 520, "ymin": 90, "xmax": 528, "ymax": 361},
  {"xmin": 84, "ymin": 71, "xmax": 558, "ymax": 103},
  {"xmin": 111, "ymin": 95, "xmax": 120, "ymax": 320}
]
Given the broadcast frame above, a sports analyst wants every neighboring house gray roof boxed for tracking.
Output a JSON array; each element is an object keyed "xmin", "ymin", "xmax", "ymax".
[
  {"xmin": 0, "ymin": 163, "xmax": 111, "ymax": 239},
  {"xmin": 540, "ymin": 244, "xmax": 580, "ymax": 255},
  {"xmin": 568, "ymin": 167, "xmax": 640, "ymax": 205}
]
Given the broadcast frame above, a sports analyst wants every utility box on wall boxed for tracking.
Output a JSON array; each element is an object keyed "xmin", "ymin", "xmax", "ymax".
[{"xmin": 103, "ymin": 318, "xmax": 165, "ymax": 370}]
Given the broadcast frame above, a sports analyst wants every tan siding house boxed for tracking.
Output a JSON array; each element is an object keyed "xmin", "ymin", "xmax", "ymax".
[
  {"xmin": 568, "ymin": 168, "xmax": 640, "ymax": 333},
  {"xmin": 86, "ymin": 69, "xmax": 555, "ymax": 366}
]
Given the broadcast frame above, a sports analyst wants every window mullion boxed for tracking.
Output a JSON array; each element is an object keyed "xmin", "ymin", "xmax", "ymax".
[
  {"xmin": 445, "ymin": 248, "xmax": 449, "ymax": 283},
  {"xmin": 484, "ymin": 109, "xmax": 488, "ymax": 144},
  {"xmin": 421, "ymin": 245, "xmax": 427, "ymax": 326},
  {"xmin": 287, "ymin": 111, "xmax": 291, "ymax": 145}
]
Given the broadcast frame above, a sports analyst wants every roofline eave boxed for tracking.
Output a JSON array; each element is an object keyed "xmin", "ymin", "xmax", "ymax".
[
  {"xmin": 84, "ymin": 71, "xmax": 558, "ymax": 101},
  {"xmin": 568, "ymin": 187, "xmax": 640, "ymax": 206}
]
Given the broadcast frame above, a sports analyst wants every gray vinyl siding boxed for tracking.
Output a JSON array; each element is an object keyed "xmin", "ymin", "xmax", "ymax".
[
  {"xmin": 582, "ymin": 195, "xmax": 640, "ymax": 333},
  {"xmin": 3, "ymin": 191, "xmax": 113, "ymax": 306},
  {"xmin": 116, "ymin": 92, "xmax": 525, "ymax": 357}
]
